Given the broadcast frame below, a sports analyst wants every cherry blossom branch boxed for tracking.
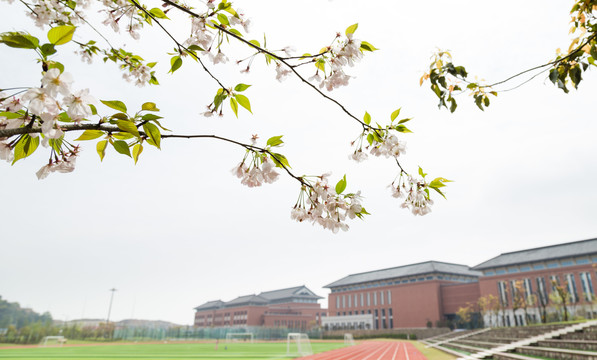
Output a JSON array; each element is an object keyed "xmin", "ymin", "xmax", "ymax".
[
  {"xmin": 129, "ymin": 0, "xmax": 227, "ymax": 89},
  {"xmin": 0, "ymin": 124, "xmax": 308, "ymax": 187},
  {"xmin": 158, "ymin": 0, "xmax": 380, "ymax": 132}
]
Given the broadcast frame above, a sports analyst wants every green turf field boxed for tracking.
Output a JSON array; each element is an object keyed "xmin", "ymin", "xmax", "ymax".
[{"xmin": 0, "ymin": 341, "xmax": 347, "ymax": 360}]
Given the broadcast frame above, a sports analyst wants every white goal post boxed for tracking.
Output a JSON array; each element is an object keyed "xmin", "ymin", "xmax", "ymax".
[
  {"xmin": 225, "ymin": 332, "xmax": 254, "ymax": 343},
  {"xmin": 39, "ymin": 336, "xmax": 67, "ymax": 347},
  {"xmin": 286, "ymin": 332, "xmax": 313, "ymax": 356},
  {"xmin": 344, "ymin": 333, "xmax": 355, "ymax": 346}
]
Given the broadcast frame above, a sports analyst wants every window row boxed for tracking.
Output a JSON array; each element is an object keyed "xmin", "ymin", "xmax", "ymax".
[{"xmin": 334, "ymin": 291, "xmax": 393, "ymax": 309}]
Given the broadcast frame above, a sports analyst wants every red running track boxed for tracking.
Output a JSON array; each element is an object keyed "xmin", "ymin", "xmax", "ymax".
[{"xmin": 298, "ymin": 341, "xmax": 428, "ymax": 360}]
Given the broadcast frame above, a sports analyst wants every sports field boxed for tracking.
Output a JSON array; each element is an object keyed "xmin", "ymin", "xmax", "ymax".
[{"xmin": 0, "ymin": 341, "xmax": 347, "ymax": 360}]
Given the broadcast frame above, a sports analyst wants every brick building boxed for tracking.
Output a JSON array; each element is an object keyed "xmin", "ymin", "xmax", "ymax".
[
  {"xmin": 324, "ymin": 261, "xmax": 482, "ymax": 329},
  {"xmin": 193, "ymin": 285, "xmax": 325, "ymax": 330},
  {"xmin": 324, "ymin": 238, "xmax": 597, "ymax": 329},
  {"xmin": 473, "ymin": 237, "xmax": 597, "ymax": 326}
]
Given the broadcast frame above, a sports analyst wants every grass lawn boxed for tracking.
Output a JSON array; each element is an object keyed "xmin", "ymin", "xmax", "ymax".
[{"xmin": 0, "ymin": 341, "xmax": 347, "ymax": 360}]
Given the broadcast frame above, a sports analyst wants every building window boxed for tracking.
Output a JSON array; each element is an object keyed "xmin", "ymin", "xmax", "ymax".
[
  {"xmin": 576, "ymin": 259, "xmax": 590, "ymax": 265},
  {"xmin": 498, "ymin": 281, "xmax": 509, "ymax": 306},
  {"xmin": 342, "ymin": 295, "xmax": 346, "ymax": 308},
  {"xmin": 565, "ymin": 274, "xmax": 579, "ymax": 303},
  {"xmin": 521, "ymin": 266, "xmax": 531, "ymax": 271},
  {"xmin": 348, "ymin": 294, "xmax": 351, "ymax": 308},
  {"xmin": 533, "ymin": 264, "xmax": 545, "ymax": 270},
  {"xmin": 374, "ymin": 309, "xmax": 379, "ymax": 330},
  {"xmin": 387, "ymin": 290, "xmax": 392, "ymax": 305},
  {"xmin": 547, "ymin": 262, "xmax": 559, "ymax": 269},
  {"xmin": 382, "ymin": 309, "xmax": 387, "ymax": 329},
  {"xmin": 380, "ymin": 291, "xmax": 384, "ymax": 305},
  {"xmin": 580, "ymin": 272, "xmax": 594, "ymax": 301},
  {"xmin": 536, "ymin": 277, "xmax": 548, "ymax": 304},
  {"xmin": 496, "ymin": 269, "xmax": 506, "ymax": 275},
  {"xmin": 336, "ymin": 296, "xmax": 339, "ymax": 309},
  {"xmin": 508, "ymin": 267, "xmax": 519, "ymax": 273},
  {"xmin": 523, "ymin": 278, "xmax": 533, "ymax": 299},
  {"xmin": 354, "ymin": 294, "xmax": 358, "ymax": 307},
  {"xmin": 361, "ymin": 293, "xmax": 364, "ymax": 307},
  {"xmin": 373, "ymin": 292, "xmax": 377, "ymax": 306},
  {"xmin": 550, "ymin": 275, "xmax": 560, "ymax": 292},
  {"xmin": 367, "ymin": 292, "xmax": 371, "ymax": 306}
]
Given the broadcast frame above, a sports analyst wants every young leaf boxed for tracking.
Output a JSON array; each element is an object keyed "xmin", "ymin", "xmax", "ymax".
[
  {"xmin": 266, "ymin": 135, "xmax": 284, "ymax": 147},
  {"xmin": 418, "ymin": 166, "xmax": 427, "ymax": 178},
  {"xmin": 270, "ymin": 153, "xmax": 290, "ymax": 168},
  {"xmin": 149, "ymin": 7, "xmax": 169, "ymax": 19},
  {"xmin": 142, "ymin": 123, "xmax": 161, "ymax": 149},
  {"xmin": 133, "ymin": 143, "xmax": 143, "ymax": 164},
  {"xmin": 96, "ymin": 140, "xmax": 108, "ymax": 161},
  {"xmin": 390, "ymin": 108, "xmax": 401, "ymax": 121},
  {"xmin": 335, "ymin": 175, "xmax": 347, "ymax": 195},
  {"xmin": 234, "ymin": 83, "xmax": 251, "ymax": 92},
  {"xmin": 169, "ymin": 55, "xmax": 183, "ymax": 73},
  {"xmin": 217, "ymin": 13, "xmax": 230, "ymax": 26},
  {"xmin": 47, "ymin": 25, "xmax": 76, "ymax": 45},
  {"xmin": 429, "ymin": 177, "xmax": 452, "ymax": 189},
  {"xmin": 0, "ymin": 32, "xmax": 39, "ymax": 49},
  {"xmin": 230, "ymin": 98, "xmax": 239, "ymax": 118},
  {"xmin": 360, "ymin": 41, "xmax": 378, "ymax": 52},
  {"xmin": 100, "ymin": 100, "xmax": 127, "ymax": 113},
  {"xmin": 345, "ymin": 23, "xmax": 358, "ymax": 36},
  {"xmin": 116, "ymin": 120, "xmax": 140, "ymax": 137},
  {"xmin": 234, "ymin": 94, "xmax": 252, "ymax": 113},
  {"xmin": 75, "ymin": 130, "xmax": 104, "ymax": 141},
  {"xmin": 363, "ymin": 112, "xmax": 371, "ymax": 125},
  {"xmin": 141, "ymin": 102, "xmax": 160, "ymax": 112},
  {"xmin": 112, "ymin": 140, "xmax": 131, "ymax": 157}
]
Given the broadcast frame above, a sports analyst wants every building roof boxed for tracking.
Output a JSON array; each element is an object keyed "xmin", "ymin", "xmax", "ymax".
[
  {"xmin": 225, "ymin": 294, "xmax": 268, "ymax": 306},
  {"xmin": 473, "ymin": 238, "xmax": 597, "ymax": 270},
  {"xmin": 194, "ymin": 285, "xmax": 322, "ymax": 311},
  {"xmin": 193, "ymin": 300, "xmax": 225, "ymax": 311},
  {"xmin": 324, "ymin": 261, "xmax": 482, "ymax": 288},
  {"xmin": 258, "ymin": 285, "xmax": 323, "ymax": 300}
]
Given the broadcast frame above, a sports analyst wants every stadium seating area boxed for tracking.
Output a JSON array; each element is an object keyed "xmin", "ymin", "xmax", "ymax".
[{"xmin": 422, "ymin": 320, "xmax": 597, "ymax": 360}]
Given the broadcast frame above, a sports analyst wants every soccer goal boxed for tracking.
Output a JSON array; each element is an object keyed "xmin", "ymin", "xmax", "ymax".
[
  {"xmin": 287, "ymin": 332, "xmax": 313, "ymax": 356},
  {"xmin": 225, "ymin": 332, "xmax": 254, "ymax": 343},
  {"xmin": 344, "ymin": 333, "xmax": 355, "ymax": 346},
  {"xmin": 39, "ymin": 336, "xmax": 67, "ymax": 347}
]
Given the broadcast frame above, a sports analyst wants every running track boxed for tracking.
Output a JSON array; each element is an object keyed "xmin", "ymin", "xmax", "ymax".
[{"xmin": 298, "ymin": 341, "xmax": 428, "ymax": 360}]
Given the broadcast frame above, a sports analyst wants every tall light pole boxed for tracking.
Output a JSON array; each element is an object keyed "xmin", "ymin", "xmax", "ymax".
[{"xmin": 106, "ymin": 288, "xmax": 117, "ymax": 323}]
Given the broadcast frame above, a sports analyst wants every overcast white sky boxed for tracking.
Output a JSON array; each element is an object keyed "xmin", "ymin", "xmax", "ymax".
[{"xmin": 1, "ymin": 0, "xmax": 596, "ymax": 326}]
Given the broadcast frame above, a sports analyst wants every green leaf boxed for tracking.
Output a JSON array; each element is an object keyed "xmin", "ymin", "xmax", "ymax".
[
  {"xmin": 12, "ymin": 134, "xmax": 39, "ymax": 163},
  {"xmin": 101, "ymin": 100, "xmax": 127, "ymax": 113},
  {"xmin": 149, "ymin": 7, "xmax": 169, "ymax": 19},
  {"xmin": 395, "ymin": 125, "xmax": 412, "ymax": 133},
  {"xmin": 366, "ymin": 133, "xmax": 374, "ymax": 146},
  {"xmin": 109, "ymin": 112, "xmax": 128, "ymax": 120},
  {"xmin": 418, "ymin": 166, "xmax": 427, "ymax": 178},
  {"xmin": 429, "ymin": 177, "xmax": 452, "ymax": 189},
  {"xmin": 230, "ymin": 97, "xmax": 238, "ymax": 118},
  {"xmin": 217, "ymin": 13, "xmax": 230, "ymax": 26},
  {"xmin": 143, "ymin": 122, "xmax": 161, "ymax": 149},
  {"xmin": 141, "ymin": 102, "xmax": 160, "ymax": 112},
  {"xmin": 112, "ymin": 132, "xmax": 134, "ymax": 140},
  {"xmin": 97, "ymin": 140, "xmax": 107, "ymax": 161},
  {"xmin": 266, "ymin": 135, "xmax": 284, "ymax": 147},
  {"xmin": 133, "ymin": 143, "xmax": 143, "ymax": 164},
  {"xmin": 141, "ymin": 113, "xmax": 163, "ymax": 121},
  {"xmin": 398, "ymin": 118, "xmax": 412, "ymax": 124},
  {"xmin": 249, "ymin": 39, "xmax": 261, "ymax": 47},
  {"xmin": 75, "ymin": 130, "xmax": 104, "ymax": 141},
  {"xmin": 40, "ymin": 43, "xmax": 56, "ymax": 57},
  {"xmin": 228, "ymin": 28, "xmax": 243, "ymax": 37},
  {"xmin": 390, "ymin": 108, "xmax": 401, "ymax": 121},
  {"xmin": 117, "ymin": 120, "xmax": 140, "ymax": 137},
  {"xmin": 270, "ymin": 152, "xmax": 290, "ymax": 168},
  {"xmin": 315, "ymin": 58, "xmax": 326, "ymax": 72},
  {"xmin": 0, "ymin": 32, "xmax": 39, "ymax": 49},
  {"xmin": 47, "ymin": 25, "xmax": 76, "ymax": 45},
  {"xmin": 169, "ymin": 55, "xmax": 183, "ymax": 73},
  {"xmin": 345, "ymin": 23, "xmax": 358, "ymax": 36},
  {"xmin": 363, "ymin": 112, "xmax": 371, "ymax": 125},
  {"xmin": 360, "ymin": 41, "xmax": 378, "ymax": 52},
  {"xmin": 234, "ymin": 94, "xmax": 252, "ymax": 113},
  {"xmin": 112, "ymin": 140, "xmax": 131, "ymax": 157},
  {"xmin": 335, "ymin": 175, "xmax": 347, "ymax": 195},
  {"xmin": 89, "ymin": 104, "xmax": 98, "ymax": 116},
  {"xmin": 234, "ymin": 83, "xmax": 251, "ymax": 92}
]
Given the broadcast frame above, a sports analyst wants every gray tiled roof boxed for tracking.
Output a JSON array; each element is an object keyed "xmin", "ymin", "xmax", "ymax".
[
  {"xmin": 473, "ymin": 238, "xmax": 597, "ymax": 270},
  {"xmin": 225, "ymin": 294, "xmax": 268, "ymax": 306},
  {"xmin": 193, "ymin": 300, "xmax": 224, "ymax": 311},
  {"xmin": 194, "ymin": 285, "xmax": 322, "ymax": 311},
  {"xmin": 324, "ymin": 261, "xmax": 482, "ymax": 288},
  {"xmin": 258, "ymin": 285, "xmax": 323, "ymax": 300}
]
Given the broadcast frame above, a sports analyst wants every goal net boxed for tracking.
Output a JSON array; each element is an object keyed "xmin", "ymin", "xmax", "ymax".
[
  {"xmin": 344, "ymin": 333, "xmax": 355, "ymax": 346},
  {"xmin": 287, "ymin": 332, "xmax": 313, "ymax": 356},
  {"xmin": 225, "ymin": 332, "xmax": 254, "ymax": 343},
  {"xmin": 39, "ymin": 336, "xmax": 67, "ymax": 347}
]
